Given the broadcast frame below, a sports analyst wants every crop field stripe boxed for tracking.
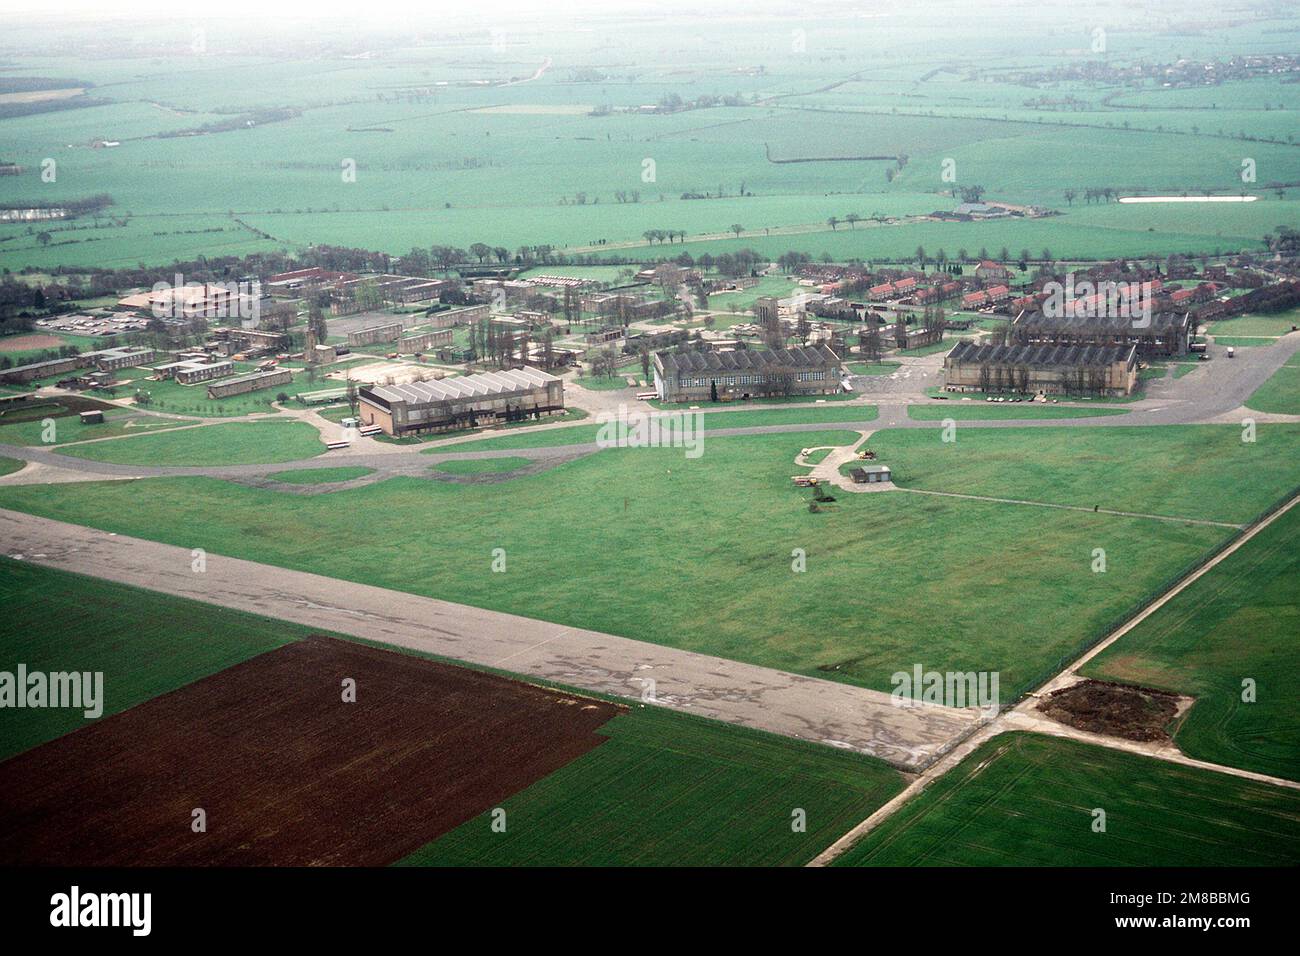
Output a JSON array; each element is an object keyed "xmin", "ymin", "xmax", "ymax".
[
  {"xmin": 0, "ymin": 556, "xmax": 304, "ymax": 760},
  {"xmin": 1083, "ymin": 495, "xmax": 1300, "ymax": 780},
  {"xmin": 399, "ymin": 705, "xmax": 904, "ymax": 867},
  {"xmin": 0, "ymin": 636, "xmax": 623, "ymax": 866},
  {"xmin": 834, "ymin": 733, "xmax": 1300, "ymax": 867}
]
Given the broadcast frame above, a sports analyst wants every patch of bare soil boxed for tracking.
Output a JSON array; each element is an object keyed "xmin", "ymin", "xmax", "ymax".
[{"xmin": 1037, "ymin": 679, "xmax": 1181, "ymax": 742}]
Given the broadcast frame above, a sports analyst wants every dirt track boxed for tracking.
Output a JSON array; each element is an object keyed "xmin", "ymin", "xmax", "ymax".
[{"xmin": 0, "ymin": 637, "xmax": 621, "ymax": 866}]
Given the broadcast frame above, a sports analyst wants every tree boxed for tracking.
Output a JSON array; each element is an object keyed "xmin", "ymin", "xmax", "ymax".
[
  {"xmin": 827, "ymin": 216, "xmax": 839, "ymax": 231},
  {"xmin": 470, "ymin": 242, "xmax": 492, "ymax": 263},
  {"xmin": 730, "ymin": 224, "xmax": 744, "ymax": 238}
]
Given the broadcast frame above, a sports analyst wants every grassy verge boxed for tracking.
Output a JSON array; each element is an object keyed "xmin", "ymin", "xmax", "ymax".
[
  {"xmin": 54, "ymin": 420, "xmax": 325, "ymax": 467},
  {"xmin": 1244, "ymin": 359, "xmax": 1300, "ymax": 416}
]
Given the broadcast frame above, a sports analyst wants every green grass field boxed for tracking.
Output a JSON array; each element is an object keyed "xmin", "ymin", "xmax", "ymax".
[
  {"xmin": 574, "ymin": 375, "xmax": 636, "ymax": 391},
  {"xmin": 0, "ymin": 428, "xmax": 1251, "ymax": 697},
  {"xmin": 0, "ymin": 456, "xmax": 23, "ymax": 476},
  {"xmin": 53, "ymin": 419, "xmax": 324, "ymax": 466},
  {"xmin": 400, "ymin": 704, "xmax": 903, "ymax": 867},
  {"xmin": 1244, "ymin": 360, "xmax": 1300, "ymax": 416},
  {"xmin": 0, "ymin": 407, "xmax": 186, "ymax": 446},
  {"xmin": 0, "ymin": 558, "xmax": 302, "ymax": 761},
  {"xmin": 835, "ymin": 732, "xmax": 1300, "ymax": 866},
  {"xmin": 907, "ymin": 404, "xmax": 1129, "ymax": 420},
  {"xmin": 868, "ymin": 425, "xmax": 1300, "ymax": 525},
  {"xmin": 847, "ymin": 362, "xmax": 901, "ymax": 376},
  {"xmin": 1084, "ymin": 501, "xmax": 1300, "ymax": 781},
  {"xmin": 267, "ymin": 466, "xmax": 375, "ymax": 484}
]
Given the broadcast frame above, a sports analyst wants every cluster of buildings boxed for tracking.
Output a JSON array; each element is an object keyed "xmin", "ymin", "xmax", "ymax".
[{"xmin": 0, "ymin": 346, "xmax": 156, "ymax": 385}]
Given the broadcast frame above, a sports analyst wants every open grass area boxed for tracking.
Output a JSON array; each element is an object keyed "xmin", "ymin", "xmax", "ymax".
[
  {"xmin": 267, "ymin": 466, "xmax": 374, "ymax": 484},
  {"xmin": 0, "ymin": 456, "xmax": 23, "ymax": 476},
  {"xmin": 0, "ymin": 407, "xmax": 186, "ymax": 446},
  {"xmin": 1244, "ymin": 359, "xmax": 1300, "ymax": 416},
  {"xmin": 400, "ymin": 704, "xmax": 903, "ymax": 867},
  {"xmin": 54, "ymin": 419, "xmax": 325, "ymax": 467},
  {"xmin": 0, "ymin": 429, "xmax": 1246, "ymax": 697},
  {"xmin": 847, "ymin": 362, "xmax": 901, "ymax": 376},
  {"xmin": 1206, "ymin": 311, "xmax": 1300, "ymax": 338},
  {"xmin": 834, "ymin": 732, "xmax": 1300, "ymax": 867},
  {"xmin": 868, "ymin": 425, "xmax": 1300, "ymax": 525},
  {"xmin": 1084, "ymin": 501, "xmax": 1300, "ymax": 781},
  {"xmin": 574, "ymin": 375, "xmax": 635, "ymax": 391},
  {"xmin": 0, "ymin": 558, "xmax": 303, "ymax": 761},
  {"xmin": 907, "ymin": 403, "xmax": 1129, "ymax": 421}
]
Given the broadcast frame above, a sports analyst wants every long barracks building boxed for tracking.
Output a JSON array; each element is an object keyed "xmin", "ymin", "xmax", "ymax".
[
  {"xmin": 653, "ymin": 345, "xmax": 842, "ymax": 402},
  {"xmin": 357, "ymin": 367, "xmax": 564, "ymax": 436},
  {"xmin": 943, "ymin": 340, "xmax": 1138, "ymax": 397},
  {"xmin": 1010, "ymin": 309, "xmax": 1191, "ymax": 358}
]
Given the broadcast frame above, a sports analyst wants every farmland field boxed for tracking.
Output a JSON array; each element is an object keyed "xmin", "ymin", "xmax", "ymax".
[
  {"xmin": 0, "ymin": 557, "xmax": 302, "ymax": 760},
  {"xmin": 0, "ymin": 636, "xmax": 623, "ymax": 865},
  {"xmin": 835, "ymin": 733, "xmax": 1300, "ymax": 867},
  {"xmin": 401, "ymin": 704, "xmax": 903, "ymax": 867},
  {"xmin": 3, "ymin": 7, "xmax": 1298, "ymax": 274},
  {"xmin": 0, "ymin": 428, "xmax": 1257, "ymax": 697},
  {"xmin": 1084, "ymin": 501, "xmax": 1300, "ymax": 781},
  {"xmin": 0, "ymin": 559, "xmax": 906, "ymax": 867}
]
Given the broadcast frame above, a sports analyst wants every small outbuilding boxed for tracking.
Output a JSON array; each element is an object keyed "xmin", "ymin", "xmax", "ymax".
[
  {"xmin": 78, "ymin": 410, "xmax": 105, "ymax": 425},
  {"xmin": 850, "ymin": 465, "xmax": 892, "ymax": 484}
]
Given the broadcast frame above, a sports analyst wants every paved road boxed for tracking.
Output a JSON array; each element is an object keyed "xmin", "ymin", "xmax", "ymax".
[{"xmin": 0, "ymin": 509, "xmax": 982, "ymax": 771}]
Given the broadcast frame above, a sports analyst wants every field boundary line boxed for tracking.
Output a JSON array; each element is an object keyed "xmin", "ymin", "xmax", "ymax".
[
  {"xmin": 896, "ymin": 486, "xmax": 1245, "ymax": 528},
  {"xmin": 809, "ymin": 490, "xmax": 1300, "ymax": 867}
]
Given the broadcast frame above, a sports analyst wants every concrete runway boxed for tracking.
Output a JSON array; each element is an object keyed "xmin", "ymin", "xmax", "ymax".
[{"xmin": 0, "ymin": 509, "xmax": 983, "ymax": 772}]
